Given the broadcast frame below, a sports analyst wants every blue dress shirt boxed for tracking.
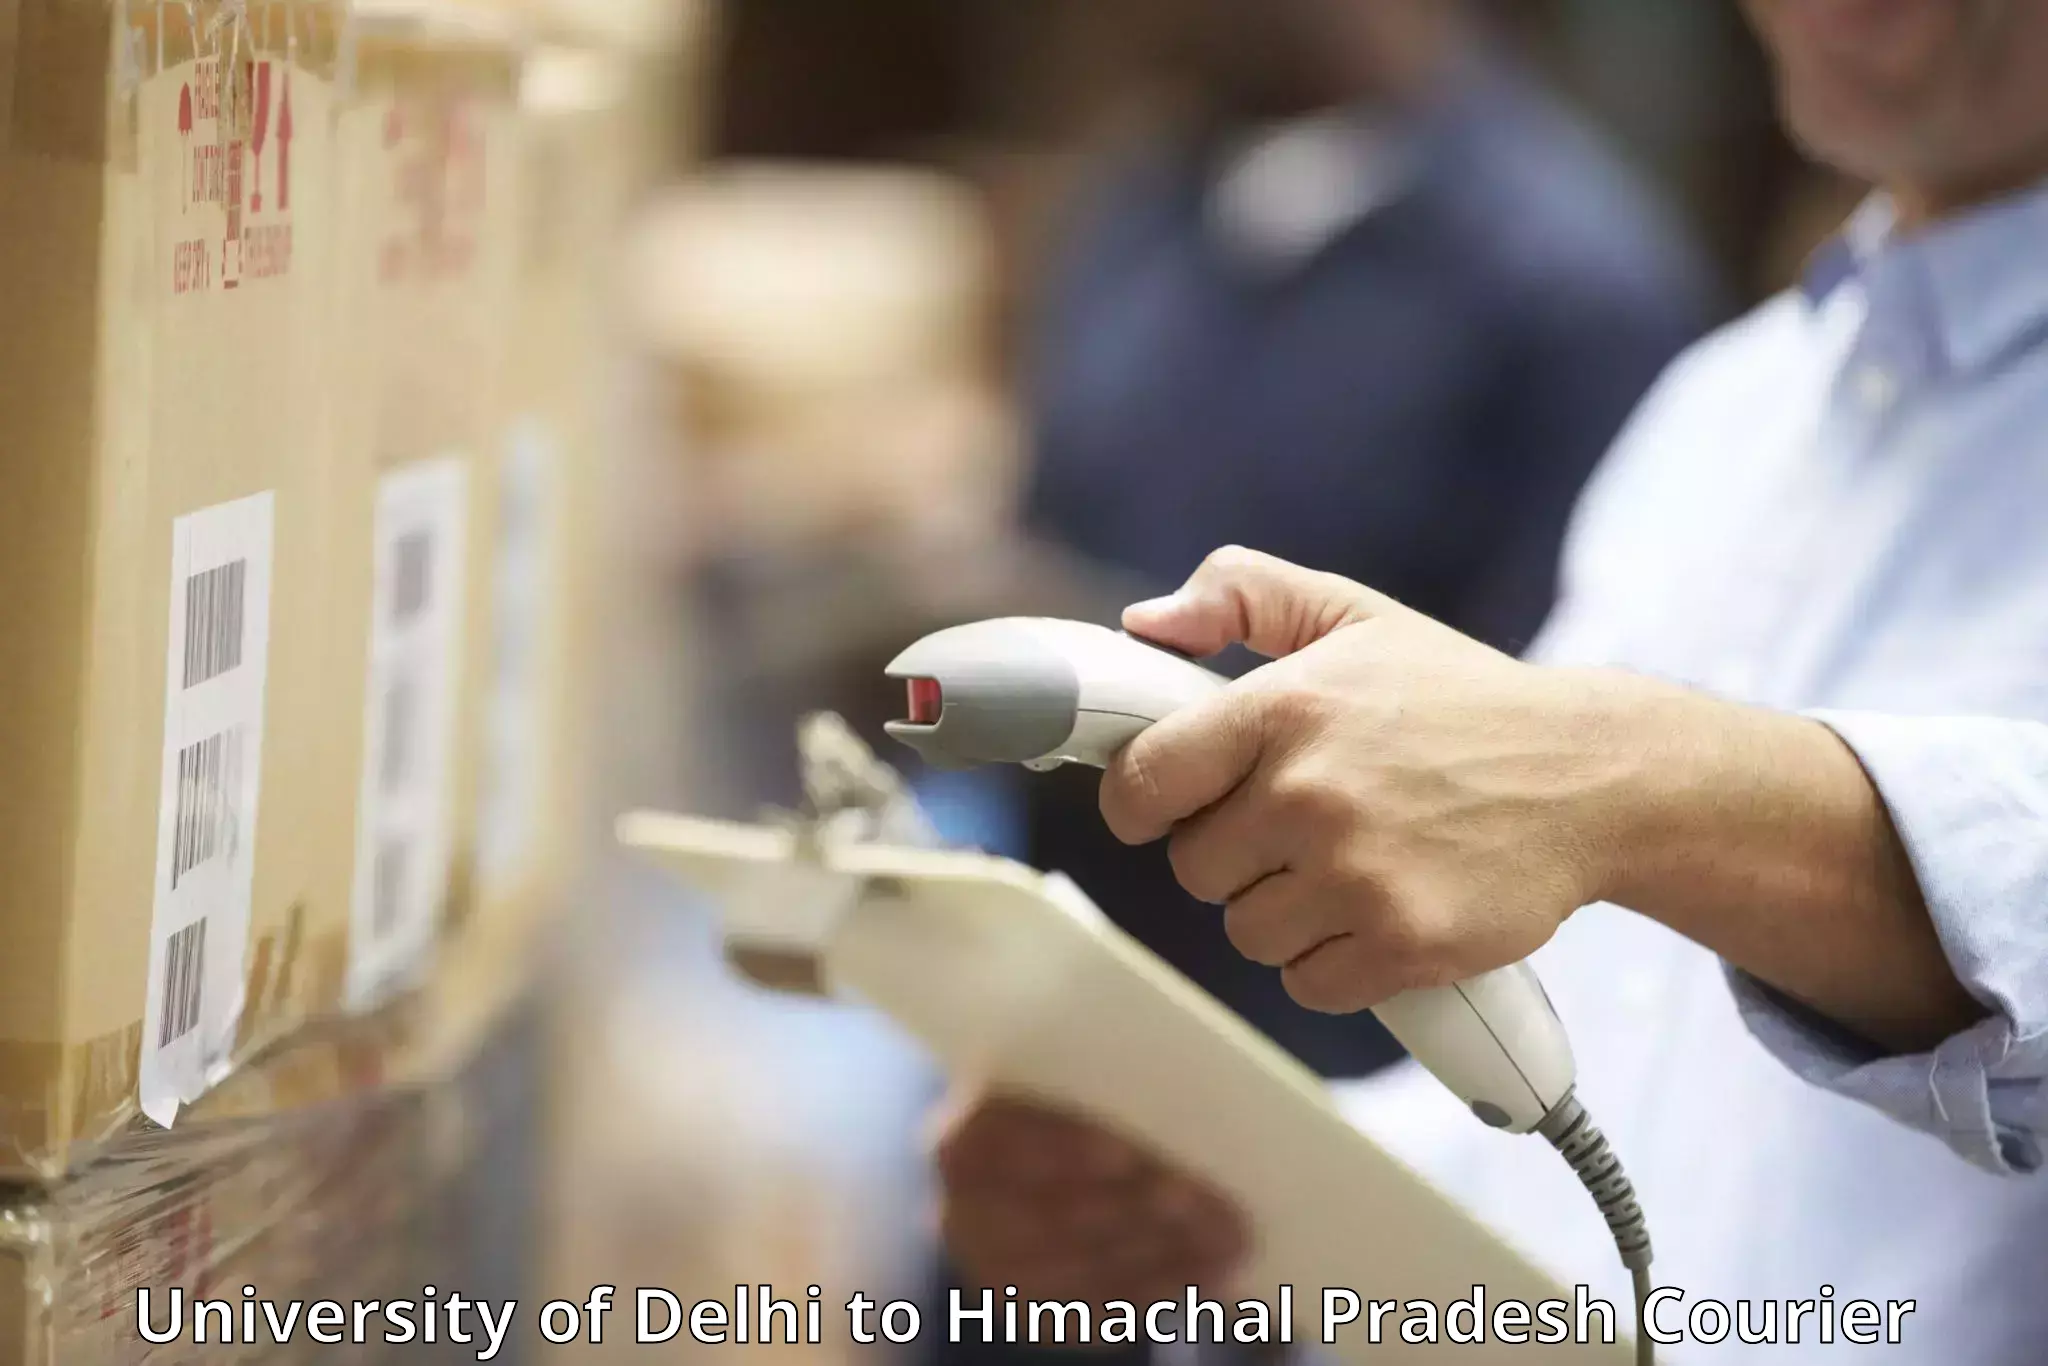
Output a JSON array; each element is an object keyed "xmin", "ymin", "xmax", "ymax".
[
  {"xmin": 1340, "ymin": 181, "xmax": 2048, "ymax": 1362},
  {"xmin": 1714, "ymin": 188, "xmax": 2048, "ymax": 1177}
]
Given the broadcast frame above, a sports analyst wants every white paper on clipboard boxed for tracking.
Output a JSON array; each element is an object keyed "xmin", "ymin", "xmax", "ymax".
[{"xmin": 619, "ymin": 811, "xmax": 1635, "ymax": 1363}]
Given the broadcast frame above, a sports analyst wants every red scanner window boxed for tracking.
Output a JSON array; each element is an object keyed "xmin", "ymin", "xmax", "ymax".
[{"xmin": 905, "ymin": 677, "xmax": 944, "ymax": 725}]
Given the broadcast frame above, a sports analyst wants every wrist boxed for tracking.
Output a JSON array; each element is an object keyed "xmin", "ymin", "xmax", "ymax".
[
  {"xmin": 1570, "ymin": 672, "xmax": 1893, "ymax": 934},
  {"xmin": 1558, "ymin": 675, "xmax": 1981, "ymax": 1051},
  {"xmin": 1557, "ymin": 672, "xmax": 1798, "ymax": 906}
]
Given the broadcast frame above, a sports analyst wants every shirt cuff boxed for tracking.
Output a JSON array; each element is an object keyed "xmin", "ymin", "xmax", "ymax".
[{"xmin": 1723, "ymin": 709, "xmax": 2048, "ymax": 1177}]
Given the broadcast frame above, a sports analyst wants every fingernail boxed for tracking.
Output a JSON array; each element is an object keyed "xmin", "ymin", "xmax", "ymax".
[{"xmin": 1124, "ymin": 594, "xmax": 1180, "ymax": 620}]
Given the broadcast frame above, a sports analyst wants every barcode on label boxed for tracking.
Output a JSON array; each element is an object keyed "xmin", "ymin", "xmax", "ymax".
[
  {"xmin": 158, "ymin": 918, "xmax": 208, "ymax": 1047},
  {"xmin": 380, "ymin": 674, "xmax": 415, "ymax": 793},
  {"xmin": 171, "ymin": 729, "xmax": 242, "ymax": 889},
  {"xmin": 145, "ymin": 493, "xmax": 273, "ymax": 1122},
  {"xmin": 347, "ymin": 463, "xmax": 465, "ymax": 1011},
  {"xmin": 391, "ymin": 531, "xmax": 432, "ymax": 625},
  {"xmin": 182, "ymin": 560, "xmax": 247, "ymax": 688},
  {"xmin": 371, "ymin": 838, "xmax": 408, "ymax": 938}
]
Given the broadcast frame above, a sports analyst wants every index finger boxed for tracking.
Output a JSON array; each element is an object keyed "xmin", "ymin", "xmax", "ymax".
[
  {"xmin": 1099, "ymin": 691, "xmax": 1261, "ymax": 845},
  {"xmin": 1122, "ymin": 545, "xmax": 1397, "ymax": 661}
]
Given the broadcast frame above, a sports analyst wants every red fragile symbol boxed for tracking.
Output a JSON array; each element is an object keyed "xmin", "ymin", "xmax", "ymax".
[
  {"xmin": 276, "ymin": 73, "xmax": 293, "ymax": 210},
  {"xmin": 178, "ymin": 83, "xmax": 192, "ymax": 135},
  {"xmin": 249, "ymin": 61, "xmax": 271, "ymax": 211}
]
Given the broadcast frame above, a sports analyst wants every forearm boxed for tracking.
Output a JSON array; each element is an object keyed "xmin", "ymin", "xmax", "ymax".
[{"xmin": 1577, "ymin": 671, "xmax": 1985, "ymax": 1054}]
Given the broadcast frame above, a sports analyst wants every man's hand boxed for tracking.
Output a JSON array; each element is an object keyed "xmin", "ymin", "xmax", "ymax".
[
  {"xmin": 1097, "ymin": 547, "xmax": 1635, "ymax": 1014},
  {"xmin": 934, "ymin": 1094, "xmax": 1249, "ymax": 1310},
  {"xmin": 1097, "ymin": 547, "xmax": 1981, "ymax": 1051}
]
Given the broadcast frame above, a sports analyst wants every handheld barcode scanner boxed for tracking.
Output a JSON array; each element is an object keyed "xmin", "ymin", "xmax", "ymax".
[
  {"xmin": 887, "ymin": 617, "xmax": 1658, "ymax": 1364},
  {"xmin": 885, "ymin": 617, "xmax": 1572, "ymax": 1133}
]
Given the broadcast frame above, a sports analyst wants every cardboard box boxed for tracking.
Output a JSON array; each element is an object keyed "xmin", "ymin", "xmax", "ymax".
[
  {"xmin": 321, "ymin": 0, "xmax": 525, "ymax": 1015},
  {"xmin": 0, "ymin": 0, "xmax": 552, "ymax": 1180},
  {"xmin": 0, "ymin": 0, "xmax": 362, "ymax": 1179},
  {"xmin": 455, "ymin": 0, "xmax": 706, "ymax": 959},
  {"xmin": 486, "ymin": 0, "xmax": 717, "ymax": 171},
  {"xmin": 430, "ymin": 0, "xmax": 715, "ymax": 964},
  {"xmin": 457, "ymin": 36, "xmax": 630, "ymax": 957}
]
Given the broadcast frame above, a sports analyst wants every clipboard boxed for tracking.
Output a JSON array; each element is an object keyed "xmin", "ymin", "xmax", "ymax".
[{"xmin": 619, "ymin": 805, "xmax": 1635, "ymax": 1363}]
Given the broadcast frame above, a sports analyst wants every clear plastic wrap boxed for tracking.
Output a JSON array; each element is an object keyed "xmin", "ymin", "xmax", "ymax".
[{"xmin": 1, "ymin": 986, "xmax": 539, "ymax": 1366}]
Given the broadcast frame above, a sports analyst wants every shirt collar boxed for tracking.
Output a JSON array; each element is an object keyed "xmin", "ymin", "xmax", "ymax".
[
  {"xmin": 1207, "ymin": 109, "xmax": 1417, "ymax": 271},
  {"xmin": 1800, "ymin": 177, "xmax": 2048, "ymax": 374},
  {"xmin": 1202, "ymin": 49, "xmax": 1506, "ymax": 275}
]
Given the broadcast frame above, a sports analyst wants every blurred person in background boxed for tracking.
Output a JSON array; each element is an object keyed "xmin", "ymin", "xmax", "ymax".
[
  {"xmin": 938, "ymin": 0, "xmax": 2048, "ymax": 1361},
  {"xmin": 925, "ymin": 1, "xmax": 1708, "ymax": 1362},
  {"xmin": 1005, "ymin": 0, "xmax": 1714, "ymax": 1083}
]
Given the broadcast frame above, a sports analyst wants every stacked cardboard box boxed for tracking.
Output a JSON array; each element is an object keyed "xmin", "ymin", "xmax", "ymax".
[
  {"xmin": 321, "ymin": 0, "xmax": 527, "ymax": 1015},
  {"xmin": 0, "ymin": 0, "xmax": 668, "ymax": 1356},
  {"xmin": 421, "ymin": 0, "xmax": 707, "ymax": 1049},
  {"xmin": 466, "ymin": 0, "xmax": 707, "ymax": 935},
  {"xmin": 0, "ymin": 0, "xmax": 362, "ymax": 1181},
  {"xmin": 463, "ymin": 18, "xmax": 623, "ymax": 957},
  {"xmin": 0, "ymin": 0, "xmax": 605, "ymax": 1172},
  {"xmin": 0, "ymin": 0, "xmax": 716, "ymax": 1360}
]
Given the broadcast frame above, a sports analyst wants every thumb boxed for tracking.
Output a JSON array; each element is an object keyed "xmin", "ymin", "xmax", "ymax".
[{"xmin": 1122, "ymin": 546, "xmax": 1400, "ymax": 659}]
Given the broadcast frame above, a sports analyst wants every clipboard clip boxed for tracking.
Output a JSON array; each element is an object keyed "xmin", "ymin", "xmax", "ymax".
[{"xmin": 723, "ymin": 713, "xmax": 940, "ymax": 998}]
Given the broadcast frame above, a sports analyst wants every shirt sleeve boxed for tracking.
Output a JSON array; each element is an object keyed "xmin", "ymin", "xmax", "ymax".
[{"xmin": 1723, "ymin": 709, "xmax": 2048, "ymax": 1176}]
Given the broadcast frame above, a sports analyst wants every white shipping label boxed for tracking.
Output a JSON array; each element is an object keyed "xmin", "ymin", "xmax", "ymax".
[
  {"xmin": 141, "ymin": 492, "xmax": 276, "ymax": 1127},
  {"xmin": 346, "ymin": 458, "xmax": 470, "ymax": 1010},
  {"xmin": 477, "ymin": 419, "xmax": 559, "ymax": 898}
]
